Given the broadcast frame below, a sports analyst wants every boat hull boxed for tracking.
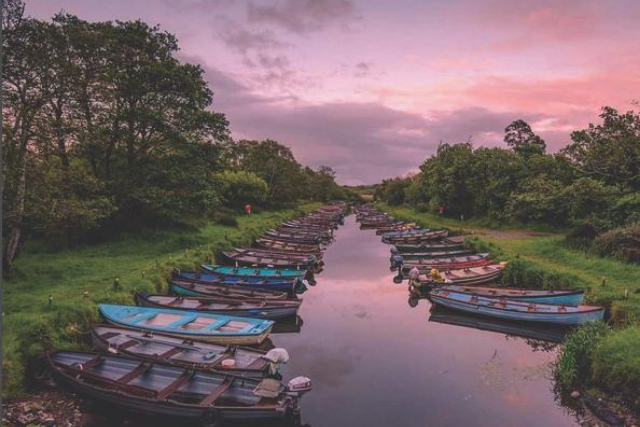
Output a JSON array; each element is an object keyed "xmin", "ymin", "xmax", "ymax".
[{"xmin": 429, "ymin": 292, "xmax": 604, "ymax": 326}]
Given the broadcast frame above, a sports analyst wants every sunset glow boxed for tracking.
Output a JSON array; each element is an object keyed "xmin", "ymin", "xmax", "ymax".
[{"xmin": 27, "ymin": 0, "xmax": 640, "ymax": 183}]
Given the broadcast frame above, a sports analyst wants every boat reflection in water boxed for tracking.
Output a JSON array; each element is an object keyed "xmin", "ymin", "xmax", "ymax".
[
  {"xmin": 427, "ymin": 304, "xmax": 571, "ymax": 349},
  {"xmin": 272, "ymin": 315, "xmax": 304, "ymax": 334}
]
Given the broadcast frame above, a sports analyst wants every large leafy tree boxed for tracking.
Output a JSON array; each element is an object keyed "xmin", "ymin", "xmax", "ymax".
[
  {"xmin": 228, "ymin": 139, "xmax": 307, "ymax": 204},
  {"xmin": 563, "ymin": 107, "xmax": 640, "ymax": 191},
  {"xmin": 2, "ymin": 7, "xmax": 230, "ymax": 270},
  {"xmin": 504, "ymin": 119, "xmax": 546, "ymax": 158}
]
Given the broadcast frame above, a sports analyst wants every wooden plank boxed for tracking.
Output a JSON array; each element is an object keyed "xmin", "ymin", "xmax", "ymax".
[
  {"xmin": 198, "ymin": 377, "xmax": 234, "ymax": 407},
  {"xmin": 156, "ymin": 370, "xmax": 194, "ymax": 401},
  {"xmin": 117, "ymin": 362, "xmax": 151, "ymax": 384},
  {"xmin": 157, "ymin": 346, "xmax": 185, "ymax": 360}
]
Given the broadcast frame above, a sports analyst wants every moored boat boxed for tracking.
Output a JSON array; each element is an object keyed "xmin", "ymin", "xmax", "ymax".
[
  {"xmin": 91, "ymin": 324, "xmax": 279, "ymax": 377},
  {"xmin": 175, "ymin": 271, "xmax": 305, "ymax": 294},
  {"xmin": 414, "ymin": 263, "xmax": 507, "ymax": 286},
  {"xmin": 436, "ymin": 284, "xmax": 585, "ymax": 306},
  {"xmin": 391, "ymin": 253, "xmax": 492, "ymax": 272},
  {"xmin": 99, "ymin": 304, "xmax": 274, "ymax": 345},
  {"xmin": 382, "ymin": 229, "xmax": 449, "ymax": 244},
  {"xmin": 429, "ymin": 289, "xmax": 604, "ymax": 325},
  {"xmin": 136, "ymin": 293, "xmax": 302, "ymax": 319},
  {"xmin": 200, "ymin": 265, "xmax": 308, "ymax": 279},
  {"xmin": 169, "ymin": 279, "xmax": 290, "ymax": 300},
  {"xmin": 46, "ymin": 350, "xmax": 311, "ymax": 424}
]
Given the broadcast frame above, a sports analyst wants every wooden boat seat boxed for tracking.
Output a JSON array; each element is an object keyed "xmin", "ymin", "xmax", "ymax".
[
  {"xmin": 71, "ymin": 355, "xmax": 103, "ymax": 371},
  {"xmin": 156, "ymin": 370, "xmax": 194, "ymax": 401},
  {"xmin": 98, "ymin": 332, "xmax": 121, "ymax": 341},
  {"xmin": 199, "ymin": 377, "xmax": 235, "ymax": 407},
  {"xmin": 117, "ymin": 362, "xmax": 152, "ymax": 384},
  {"xmin": 156, "ymin": 347, "xmax": 185, "ymax": 360}
]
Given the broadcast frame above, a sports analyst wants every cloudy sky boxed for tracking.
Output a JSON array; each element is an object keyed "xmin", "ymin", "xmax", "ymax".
[{"xmin": 27, "ymin": 0, "xmax": 640, "ymax": 184}]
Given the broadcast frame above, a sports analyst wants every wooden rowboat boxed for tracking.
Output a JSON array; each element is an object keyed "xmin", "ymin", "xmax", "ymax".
[
  {"xmin": 47, "ymin": 350, "xmax": 310, "ymax": 423},
  {"xmin": 220, "ymin": 252, "xmax": 319, "ymax": 270},
  {"xmin": 436, "ymin": 285, "xmax": 585, "ymax": 306},
  {"xmin": 255, "ymin": 238, "xmax": 322, "ymax": 254},
  {"xmin": 136, "ymin": 293, "xmax": 302, "ymax": 319},
  {"xmin": 392, "ymin": 254, "xmax": 492, "ymax": 272},
  {"xmin": 415, "ymin": 263, "xmax": 507, "ymax": 286},
  {"xmin": 391, "ymin": 237, "xmax": 466, "ymax": 253},
  {"xmin": 169, "ymin": 280, "xmax": 291, "ymax": 300},
  {"xmin": 231, "ymin": 247, "xmax": 323, "ymax": 261},
  {"xmin": 429, "ymin": 289, "xmax": 604, "ymax": 325},
  {"xmin": 200, "ymin": 265, "xmax": 308, "ymax": 279},
  {"xmin": 382, "ymin": 230, "xmax": 449, "ymax": 244},
  {"xmin": 91, "ymin": 325, "xmax": 274, "ymax": 378},
  {"xmin": 99, "ymin": 304, "xmax": 274, "ymax": 345},
  {"xmin": 175, "ymin": 271, "xmax": 304, "ymax": 294}
]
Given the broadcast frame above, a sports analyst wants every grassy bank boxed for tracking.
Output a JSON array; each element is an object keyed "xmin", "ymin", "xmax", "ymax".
[
  {"xmin": 377, "ymin": 202, "xmax": 640, "ymax": 407},
  {"xmin": 2, "ymin": 203, "xmax": 320, "ymax": 397}
]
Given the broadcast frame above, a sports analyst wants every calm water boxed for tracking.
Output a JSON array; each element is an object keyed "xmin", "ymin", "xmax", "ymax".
[{"xmin": 86, "ymin": 215, "xmax": 581, "ymax": 427}]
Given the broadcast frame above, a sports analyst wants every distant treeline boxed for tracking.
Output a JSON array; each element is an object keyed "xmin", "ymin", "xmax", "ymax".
[
  {"xmin": 375, "ymin": 112, "xmax": 640, "ymax": 262},
  {"xmin": 2, "ymin": 1, "xmax": 356, "ymax": 271}
]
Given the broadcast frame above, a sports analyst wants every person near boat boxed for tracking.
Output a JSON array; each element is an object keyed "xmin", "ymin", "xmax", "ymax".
[{"xmin": 430, "ymin": 267, "xmax": 445, "ymax": 283}]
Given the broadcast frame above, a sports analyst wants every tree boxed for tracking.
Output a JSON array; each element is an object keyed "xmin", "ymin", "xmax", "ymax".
[
  {"xmin": 216, "ymin": 171, "xmax": 268, "ymax": 207},
  {"xmin": 228, "ymin": 139, "xmax": 307, "ymax": 204},
  {"xmin": 504, "ymin": 119, "xmax": 546, "ymax": 158},
  {"xmin": 563, "ymin": 107, "xmax": 640, "ymax": 191},
  {"xmin": 2, "ymin": 7, "xmax": 54, "ymax": 271}
]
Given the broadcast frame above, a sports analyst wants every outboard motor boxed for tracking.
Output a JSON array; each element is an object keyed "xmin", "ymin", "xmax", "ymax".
[
  {"xmin": 287, "ymin": 376, "xmax": 312, "ymax": 394},
  {"xmin": 262, "ymin": 348, "xmax": 290, "ymax": 377},
  {"xmin": 390, "ymin": 254, "xmax": 404, "ymax": 271},
  {"xmin": 390, "ymin": 246, "xmax": 399, "ymax": 255}
]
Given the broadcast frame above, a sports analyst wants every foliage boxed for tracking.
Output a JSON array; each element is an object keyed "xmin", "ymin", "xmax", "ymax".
[
  {"xmin": 375, "ymin": 113, "xmax": 640, "ymax": 262},
  {"xmin": 594, "ymin": 223, "xmax": 640, "ymax": 263},
  {"xmin": 1, "ymin": 5, "xmax": 336, "ymax": 270},
  {"xmin": 555, "ymin": 321, "xmax": 611, "ymax": 387},
  {"xmin": 504, "ymin": 119, "xmax": 547, "ymax": 158},
  {"xmin": 563, "ymin": 107, "xmax": 640, "ymax": 191},
  {"xmin": 591, "ymin": 326, "xmax": 640, "ymax": 400},
  {"xmin": 506, "ymin": 178, "xmax": 570, "ymax": 225},
  {"xmin": 216, "ymin": 170, "xmax": 268, "ymax": 207}
]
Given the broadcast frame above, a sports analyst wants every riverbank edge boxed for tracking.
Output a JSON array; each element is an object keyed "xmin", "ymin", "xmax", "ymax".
[
  {"xmin": 2, "ymin": 202, "xmax": 321, "ymax": 398},
  {"xmin": 375, "ymin": 202, "xmax": 640, "ymax": 417}
]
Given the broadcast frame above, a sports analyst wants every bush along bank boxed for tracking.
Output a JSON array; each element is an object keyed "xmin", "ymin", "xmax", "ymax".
[
  {"xmin": 2, "ymin": 204, "xmax": 319, "ymax": 397},
  {"xmin": 376, "ymin": 202, "xmax": 640, "ymax": 412}
]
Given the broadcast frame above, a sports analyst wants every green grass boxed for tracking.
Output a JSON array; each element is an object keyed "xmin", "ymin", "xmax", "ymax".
[{"xmin": 2, "ymin": 203, "xmax": 320, "ymax": 397}]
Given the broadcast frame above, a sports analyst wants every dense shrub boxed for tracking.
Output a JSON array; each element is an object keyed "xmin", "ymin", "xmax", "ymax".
[
  {"xmin": 216, "ymin": 171, "xmax": 268, "ymax": 207},
  {"xmin": 591, "ymin": 327, "xmax": 640, "ymax": 401},
  {"xmin": 555, "ymin": 321, "xmax": 611, "ymax": 387},
  {"xmin": 594, "ymin": 223, "xmax": 640, "ymax": 263},
  {"xmin": 565, "ymin": 221, "xmax": 599, "ymax": 249}
]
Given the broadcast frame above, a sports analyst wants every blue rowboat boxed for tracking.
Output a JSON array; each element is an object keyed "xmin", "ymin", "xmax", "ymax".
[
  {"xmin": 98, "ymin": 304, "xmax": 274, "ymax": 345},
  {"xmin": 429, "ymin": 290, "xmax": 604, "ymax": 326},
  {"xmin": 201, "ymin": 265, "xmax": 308, "ymax": 279},
  {"xmin": 176, "ymin": 271, "xmax": 305, "ymax": 295},
  {"xmin": 438, "ymin": 285, "xmax": 585, "ymax": 306}
]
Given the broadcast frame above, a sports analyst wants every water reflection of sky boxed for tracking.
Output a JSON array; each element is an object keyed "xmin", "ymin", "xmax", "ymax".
[
  {"xmin": 272, "ymin": 215, "xmax": 580, "ymax": 427},
  {"xmin": 85, "ymin": 215, "xmax": 580, "ymax": 427}
]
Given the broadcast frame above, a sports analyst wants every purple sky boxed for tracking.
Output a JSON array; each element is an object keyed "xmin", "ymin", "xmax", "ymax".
[{"xmin": 26, "ymin": 0, "xmax": 640, "ymax": 184}]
